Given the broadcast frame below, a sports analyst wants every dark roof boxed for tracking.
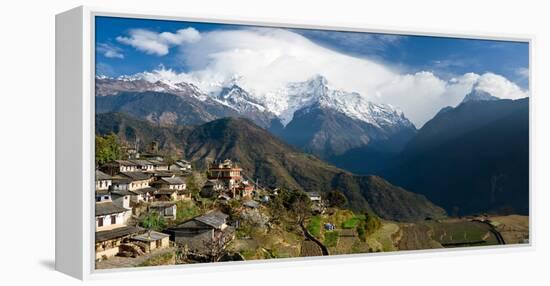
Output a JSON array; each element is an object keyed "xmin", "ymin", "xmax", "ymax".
[
  {"xmin": 307, "ymin": 192, "xmax": 321, "ymax": 197},
  {"xmin": 114, "ymin": 160, "xmax": 139, "ymax": 166},
  {"xmin": 121, "ymin": 171, "xmax": 152, "ymax": 181},
  {"xmin": 194, "ymin": 211, "xmax": 228, "ymax": 229},
  {"xmin": 161, "ymin": 177, "xmax": 185, "ymax": 185},
  {"xmin": 155, "ymin": 189, "xmax": 177, "ymax": 195},
  {"xmin": 148, "ymin": 159, "xmax": 169, "ymax": 166},
  {"xmin": 95, "ymin": 170, "xmax": 112, "ymax": 181},
  {"xmin": 131, "ymin": 231, "xmax": 169, "ymax": 242},
  {"xmin": 150, "ymin": 201, "xmax": 176, "ymax": 208},
  {"xmin": 130, "ymin": 160, "xmax": 154, "ymax": 167},
  {"xmin": 95, "ymin": 201, "xmax": 128, "ymax": 216},
  {"xmin": 243, "ymin": 200, "xmax": 260, "ymax": 208},
  {"xmin": 111, "ymin": 190, "xmax": 133, "ymax": 196},
  {"xmin": 95, "ymin": 226, "xmax": 142, "ymax": 242},
  {"xmin": 130, "ymin": 187, "xmax": 156, "ymax": 195}
]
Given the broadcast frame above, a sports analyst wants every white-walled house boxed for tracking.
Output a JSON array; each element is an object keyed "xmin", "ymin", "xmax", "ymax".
[
  {"xmin": 95, "ymin": 170, "xmax": 112, "ymax": 191},
  {"xmin": 95, "ymin": 200, "xmax": 131, "ymax": 231},
  {"xmin": 131, "ymin": 159, "xmax": 155, "ymax": 172},
  {"xmin": 153, "ymin": 177, "xmax": 186, "ymax": 191},
  {"xmin": 95, "ymin": 200, "xmax": 140, "ymax": 260},
  {"xmin": 100, "ymin": 160, "xmax": 140, "ymax": 175},
  {"xmin": 169, "ymin": 159, "xmax": 192, "ymax": 172}
]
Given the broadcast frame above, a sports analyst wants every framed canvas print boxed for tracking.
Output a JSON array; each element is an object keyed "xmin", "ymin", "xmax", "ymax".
[{"xmin": 55, "ymin": 6, "xmax": 532, "ymax": 280}]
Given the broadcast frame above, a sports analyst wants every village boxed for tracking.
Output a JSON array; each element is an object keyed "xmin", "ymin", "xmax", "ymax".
[
  {"xmin": 94, "ymin": 140, "xmax": 334, "ymax": 268},
  {"xmin": 94, "ymin": 138, "xmax": 529, "ymax": 269}
]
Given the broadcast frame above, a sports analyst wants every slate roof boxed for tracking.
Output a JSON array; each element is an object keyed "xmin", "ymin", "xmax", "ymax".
[
  {"xmin": 150, "ymin": 201, "xmax": 176, "ymax": 208},
  {"xmin": 161, "ymin": 177, "xmax": 185, "ymax": 185},
  {"xmin": 155, "ymin": 189, "xmax": 177, "ymax": 195},
  {"xmin": 121, "ymin": 171, "xmax": 151, "ymax": 181},
  {"xmin": 95, "ymin": 226, "xmax": 142, "ymax": 242},
  {"xmin": 114, "ymin": 160, "xmax": 139, "ymax": 166},
  {"xmin": 131, "ymin": 231, "xmax": 169, "ymax": 242},
  {"xmin": 243, "ymin": 200, "xmax": 260, "ymax": 208},
  {"xmin": 95, "ymin": 170, "xmax": 112, "ymax": 181},
  {"xmin": 130, "ymin": 160, "xmax": 154, "ymax": 167},
  {"xmin": 95, "ymin": 201, "xmax": 128, "ymax": 216},
  {"xmin": 130, "ymin": 187, "xmax": 156, "ymax": 195},
  {"xmin": 111, "ymin": 190, "xmax": 133, "ymax": 196},
  {"xmin": 194, "ymin": 211, "xmax": 228, "ymax": 229}
]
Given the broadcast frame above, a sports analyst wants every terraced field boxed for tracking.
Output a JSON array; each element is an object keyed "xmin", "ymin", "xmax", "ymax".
[
  {"xmin": 427, "ymin": 221, "xmax": 499, "ymax": 247},
  {"xmin": 300, "ymin": 239, "xmax": 323, "ymax": 257},
  {"xmin": 398, "ymin": 223, "xmax": 442, "ymax": 250}
]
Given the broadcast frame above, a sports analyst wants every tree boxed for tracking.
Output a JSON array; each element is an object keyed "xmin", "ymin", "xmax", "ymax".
[
  {"xmin": 203, "ymin": 229, "xmax": 234, "ymax": 262},
  {"xmin": 288, "ymin": 190, "xmax": 312, "ymax": 223},
  {"xmin": 139, "ymin": 211, "xmax": 166, "ymax": 233},
  {"xmin": 325, "ymin": 190, "xmax": 347, "ymax": 208},
  {"xmin": 363, "ymin": 212, "xmax": 381, "ymax": 235},
  {"xmin": 95, "ymin": 134, "xmax": 121, "ymax": 165}
]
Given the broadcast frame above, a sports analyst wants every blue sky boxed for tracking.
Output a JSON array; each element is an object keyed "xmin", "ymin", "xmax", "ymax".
[
  {"xmin": 95, "ymin": 16, "xmax": 529, "ymax": 126},
  {"xmin": 96, "ymin": 16, "xmax": 529, "ymax": 89}
]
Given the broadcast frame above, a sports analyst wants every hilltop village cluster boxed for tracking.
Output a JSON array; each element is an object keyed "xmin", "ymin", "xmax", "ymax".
[{"xmin": 94, "ymin": 144, "xmax": 324, "ymax": 265}]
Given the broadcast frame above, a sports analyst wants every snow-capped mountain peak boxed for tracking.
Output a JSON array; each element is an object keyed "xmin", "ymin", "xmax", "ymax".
[
  {"xmin": 95, "ymin": 73, "xmax": 415, "ymax": 130},
  {"xmin": 462, "ymin": 84, "xmax": 499, "ymax": 103}
]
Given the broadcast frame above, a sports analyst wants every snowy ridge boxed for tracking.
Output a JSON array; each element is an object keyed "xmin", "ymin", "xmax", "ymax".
[{"xmin": 95, "ymin": 73, "xmax": 415, "ymax": 130}]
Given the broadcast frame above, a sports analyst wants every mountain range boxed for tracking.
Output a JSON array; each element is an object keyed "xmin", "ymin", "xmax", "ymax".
[
  {"xmin": 97, "ymin": 113, "xmax": 446, "ymax": 222},
  {"xmin": 383, "ymin": 97, "xmax": 529, "ymax": 216},
  {"xmin": 95, "ymin": 73, "xmax": 529, "ymax": 216},
  {"xmin": 96, "ymin": 75, "xmax": 416, "ymax": 159}
]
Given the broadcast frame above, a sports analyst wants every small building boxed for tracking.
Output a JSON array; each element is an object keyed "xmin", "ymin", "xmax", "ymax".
[
  {"xmin": 153, "ymin": 177, "xmax": 186, "ymax": 191},
  {"xmin": 243, "ymin": 200, "xmax": 260, "ymax": 209},
  {"xmin": 95, "ymin": 200, "xmax": 131, "ymax": 231},
  {"xmin": 100, "ymin": 160, "xmax": 139, "ymax": 175},
  {"xmin": 149, "ymin": 159, "xmax": 169, "ymax": 171},
  {"xmin": 154, "ymin": 189, "xmax": 178, "ymax": 201},
  {"xmin": 200, "ymin": 179, "xmax": 225, "ymax": 198},
  {"xmin": 177, "ymin": 189, "xmax": 192, "ymax": 201},
  {"xmin": 131, "ymin": 159, "xmax": 155, "ymax": 172},
  {"xmin": 121, "ymin": 172, "xmax": 153, "ymax": 189},
  {"xmin": 165, "ymin": 211, "xmax": 234, "ymax": 254},
  {"xmin": 95, "ymin": 170, "xmax": 112, "ymax": 191},
  {"xmin": 169, "ymin": 159, "xmax": 192, "ymax": 172},
  {"xmin": 207, "ymin": 159, "xmax": 243, "ymax": 189},
  {"xmin": 149, "ymin": 201, "xmax": 177, "ymax": 220},
  {"xmin": 307, "ymin": 192, "xmax": 322, "ymax": 203},
  {"xmin": 129, "ymin": 187, "xmax": 157, "ymax": 203},
  {"xmin": 95, "ymin": 225, "xmax": 142, "ymax": 260},
  {"xmin": 110, "ymin": 190, "xmax": 132, "ymax": 210},
  {"xmin": 324, "ymin": 223, "xmax": 335, "ymax": 231},
  {"xmin": 130, "ymin": 231, "xmax": 171, "ymax": 253}
]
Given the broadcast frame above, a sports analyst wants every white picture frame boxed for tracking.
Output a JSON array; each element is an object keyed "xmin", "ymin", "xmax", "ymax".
[{"xmin": 55, "ymin": 6, "xmax": 533, "ymax": 280}]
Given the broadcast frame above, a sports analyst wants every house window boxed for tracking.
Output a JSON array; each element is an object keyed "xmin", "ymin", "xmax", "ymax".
[
  {"xmin": 111, "ymin": 215, "xmax": 117, "ymax": 224},
  {"xmin": 98, "ymin": 217, "xmax": 104, "ymax": 227}
]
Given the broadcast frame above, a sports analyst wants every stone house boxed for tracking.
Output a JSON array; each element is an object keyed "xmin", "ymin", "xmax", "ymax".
[
  {"xmin": 95, "ymin": 170, "xmax": 112, "ymax": 191},
  {"xmin": 130, "ymin": 231, "xmax": 171, "ymax": 253},
  {"xmin": 200, "ymin": 179, "xmax": 225, "ymax": 198},
  {"xmin": 95, "ymin": 200, "xmax": 131, "ymax": 231},
  {"xmin": 165, "ymin": 211, "xmax": 234, "ymax": 254},
  {"xmin": 169, "ymin": 159, "xmax": 192, "ymax": 172},
  {"xmin": 131, "ymin": 159, "xmax": 155, "ymax": 172},
  {"xmin": 152, "ymin": 177, "xmax": 186, "ymax": 191},
  {"xmin": 149, "ymin": 201, "xmax": 177, "ymax": 220},
  {"xmin": 100, "ymin": 160, "xmax": 139, "ymax": 175}
]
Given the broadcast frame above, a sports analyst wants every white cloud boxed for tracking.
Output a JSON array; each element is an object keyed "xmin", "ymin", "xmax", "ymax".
[
  {"xmin": 515, "ymin": 67, "xmax": 529, "ymax": 79},
  {"xmin": 97, "ymin": 43, "xmax": 124, "ymax": 59},
  {"xmin": 474, "ymin": 73, "xmax": 529, "ymax": 100},
  {"xmin": 122, "ymin": 28, "xmax": 528, "ymax": 127},
  {"xmin": 116, "ymin": 27, "xmax": 200, "ymax": 56}
]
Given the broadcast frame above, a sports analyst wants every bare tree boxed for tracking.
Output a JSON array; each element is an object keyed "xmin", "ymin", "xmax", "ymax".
[{"xmin": 203, "ymin": 229, "xmax": 235, "ymax": 262}]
